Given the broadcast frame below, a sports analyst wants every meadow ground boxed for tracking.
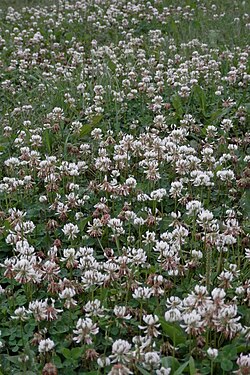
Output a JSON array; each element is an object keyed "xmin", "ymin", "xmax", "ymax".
[{"xmin": 0, "ymin": 0, "xmax": 250, "ymax": 374}]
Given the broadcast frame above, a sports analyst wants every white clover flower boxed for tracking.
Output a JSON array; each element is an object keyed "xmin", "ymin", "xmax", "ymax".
[
  {"xmin": 165, "ymin": 308, "xmax": 182, "ymax": 322},
  {"xmin": 84, "ymin": 299, "xmax": 106, "ymax": 317},
  {"xmin": 39, "ymin": 195, "xmax": 47, "ymax": 203},
  {"xmin": 236, "ymin": 353, "xmax": 250, "ymax": 370},
  {"xmin": 150, "ymin": 188, "xmax": 167, "ymax": 202},
  {"xmin": 139, "ymin": 314, "xmax": 161, "ymax": 337},
  {"xmin": 181, "ymin": 310, "xmax": 203, "ymax": 335},
  {"xmin": 109, "ymin": 339, "xmax": 132, "ymax": 364},
  {"xmin": 142, "ymin": 231, "xmax": 156, "ymax": 245},
  {"xmin": 220, "ymin": 118, "xmax": 233, "ymax": 131},
  {"xmin": 132, "ymin": 287, "xmax": 153, "ymax": 300},
  {"xmin": 207, "ymin": 348, "xmax": 218, "ymax": 359},
  {"xmin": 125, "ymin": 177, "xmax": 137, "ymax": 188},
  {"xmin": 186, "ymin": 200, "xmax": 202, "ymax": 215},
  {"xmin": 156, "ymin": 367, "xmax": 171, "ymax": 375},
  {"xmin": 108, "ymin": 218, "xmax": 125, "ymax": 235},
  {"xmin": 133, "ymin": 217, "xmax": 145, "ymax": 226},
  {"xmin": 59, "ymin": 287, "xmax": 77, "ymax": 308},
  {"xmin": 217, "ymin": 169, "xmax": 235, "ymax": 182},
  {"xmin": 81, "ymin": 270, "xmax": 106, "ymax": 289},
  {"xmin": 97, "ymin": 357, "xmax": 111, "ymax": 368},
  {"xmin": 235, "ymin": 286, "xmax": 245, "ymax": 295},
  {"xmin": 245, "ymin": 248, "xmax": 250, "ymax": 259},
  {"xmin": 13, "ymin": 259, "xmax": 39, "ymax": 283},
  {"xmin": 62, "ymin": 223, "xmax": 79, "ymax": 240},
  {"xmin": 15, "ymin": 220, "xmax": 35, "ymax": 234},
  {"xmin": 143, "ymin": 351, "xmax": 161, "ymax": 369},
  {"xmin": 191, "ymin": 250, "xmax": 203, "ymax": 259},
  {"xmin": 38, "ymin": 338, "xmax": 55, "ymax": 353},
  {"xmin": 28, "ymin": 300, "xmax": 47, "ymax": 321},
  {"xmin": 169, "ymin": 181, "xmax": 183, "ymax": 198},
  {"xmin": 108, "ymin": 364, "xmax": 133, "ymax": 375},
  {"xmin": 198, "ymin": 209, "xmax": 214, "ymax": 224},
  {"xmin": 114, "ymin": 306, "xmax": 132, "ymax": 320},
  {"xmin": 191, "ymin": 170, "xmax": 213, "ymax": 187},
  {"xmin": 73, "ymin": 317, "xmax": 99, "ymax": 344},
  {"xmin": 211, "ymin": 288, "xmax": 226, "ymax": 301}
]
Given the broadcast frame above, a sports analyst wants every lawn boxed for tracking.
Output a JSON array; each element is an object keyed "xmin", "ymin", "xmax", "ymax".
[{"xmin": 0, "ymin": 0, "xmax": 250, "ymax": 374}]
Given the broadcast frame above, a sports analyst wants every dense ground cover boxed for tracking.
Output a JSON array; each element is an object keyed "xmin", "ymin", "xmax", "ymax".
[{"xmin": 0, "ymin": 0, "xmax": 250, "ymax": 374}]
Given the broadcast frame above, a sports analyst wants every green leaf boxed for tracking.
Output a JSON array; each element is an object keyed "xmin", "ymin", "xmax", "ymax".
[
  {"xmin": 44, "ymin": 129, "xmax": 52, "ymax": 153},
  {"xmin": 79, "ymin": 123, "xmax": 92, "ymax": 137},
  {"xmin": 53, "ymin": 355, "xmax": 63, "ymax": 369},
  {"xmin": 235, "ymin": 344, "xmax": 249, "ymax": 353},
  {"xmin": 161, "ymin": 356, "xmax": 180, "ymax": 371},
  {"xmin": 6, "ymin": 355, "xmax": 21, "ymax": 365},
  {"xmin": 160, "ymin": 216, "xmax": 173, "ymax": 231},
  {"xmin": 221, "ymin": 345, "xmax": 237, "ymax": 359},
  {"xmin": 136, "ymin": 366, "xmax": 151, "ymax": 375},
  {"xmin": 54, "ymin": 320, "xmax": 69, "ymax": 333},
  {"xmin": 172, "ymin": 94, "xmax": 183, "ymax": 117},
  {"xmin": 61, "ymin": 348, "xmax": 71, "ymax": 359},
  {"xmin": 193, "ymin": 85, "xmax": 207, "ymax": 115},
  {"xmin": 111, "ymin": 326, "xmax": 119, "ymax": 335},
  {"xmin": 71, "ymin": 347, "xmax": 84, "ymax": 360},
  {"xmin": 208, "ymin": 29, "xmax": 219, "ymax": 46},
  {"xmin": 79, "ymin": 115, "xmax": 103, "ymax": 137},
  {"xmin": 199, "ymin": 361, "xmax": 211, "ymax": 375},
  {"xmin": 159, "ymin": 318, "xmax": 186, "ymax": 345},
  {"xmin": 221, "ymin": 359, "xmax": 233, "ymax": 371},
  {"xmin": 174, "ymin": 360, "xmax": 190, "ymax": 375},
  {"xmin": 79, "ymin": 216, "xmax": 91, "ymax": 232},
  {"xmin": 240, "ymin": 189, "xmax": 250, "ymax": 218},
  {"xmin": 189, "ymin": 356, "xmax": 196, "ymax": 375}
]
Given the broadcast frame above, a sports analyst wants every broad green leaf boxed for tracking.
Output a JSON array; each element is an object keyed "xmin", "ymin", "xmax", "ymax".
[
  {"xmin": 172, "ymin": 94, "xmax": 183, "ymax": 117},
  {"xmin": 79, "ymin": 115, "xmax": 103, "ymax": 137},
  {"xmin": 159, "ymin": 318, "xmax": 186, "ymax": 345},
  {"xmin": 91, "ymin": 115, "xmax": 103, "ymax": 126},
  {"xmin": 61, "ymin": 347, "xmax": 71, "ymax": 359},
  {"xmin": 54, "ymin": 321, "xmax": 69, "ymax": 333},
  {"xmin": 71, "ymin": 347, "xmax": 84, "ymax": 360},
  {"xmin": 136, "ymin": 366, "xmax": 151, "ymax": 375},
  {"xmin": 221, "ymin": 359, "xmax": 233, "ymax": 372},
  {"xmin": 174, "ymin": 360, "xmax": 190, "ymax": 375},
  {"xmin": 235, "ymin": 344, "xmax": 249, "ymax": 353},
  {"xmin": 79, "ymin": 123, "xmax": 93, "ymax": 137},
  {"xmin": 53, "ymin": 355, "xmax": 63, "ymax": 368},
  {"xmin": 44, "ymin": 129, "xmax": 52, "ymax": 153},
  {"xmin": 240, "ymin": 189, "xmax": 250, "ymax": 218},
  {"xmin": 221, "ymin": 345, "xmax": 237, "ymax": 359},
  {"xmin": 189, "ymin": 356, "xmax": 196, "ymax": 375},
  {"xmin": 208, "ymin": 29, "xmax": 219, "ymax": 46},
  {"xmin": 79, "ymin": 216, "xmax": 91, "ymax": 231},
  {"xmin": 160, "ymin": 216, "xmax": 173, "ymax": 231},
  {"xmin": 193, "ymin": 85, "xmax": 207, "ymax": 115},
  {"xmin": 161, "ymin": 356, "xmax": 180, "ymax": 371}
]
